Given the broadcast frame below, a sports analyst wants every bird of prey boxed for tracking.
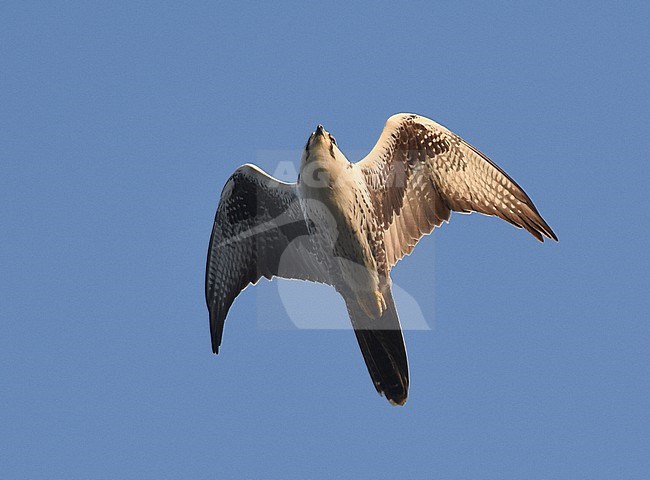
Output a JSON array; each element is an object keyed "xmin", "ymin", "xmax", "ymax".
[{"xmin": 205, "ymin": 113, "xmax": 557, "ymax": 405}]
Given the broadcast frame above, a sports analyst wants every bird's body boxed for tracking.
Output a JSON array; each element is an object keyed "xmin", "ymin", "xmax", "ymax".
[
  {"xmin": 298, "ymin": 129, "xmax": 387, "ymax": 318},
  {"xmin": 205, "ymin": 114, "xmax": 557, "ymax": 405}
]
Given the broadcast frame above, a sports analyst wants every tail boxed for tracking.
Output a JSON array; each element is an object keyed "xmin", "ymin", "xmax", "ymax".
[{"xmin": 344, "ymin": 286, "xmax": 409, "ymax": 405}]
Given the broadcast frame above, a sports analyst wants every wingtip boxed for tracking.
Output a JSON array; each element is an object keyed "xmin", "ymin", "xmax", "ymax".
[
  {"xmin": 211, "ymin": 335, "xmax": 221, "ymax": 354},
  {"xmin": 538, "ymin": 212, "xmax": 558, "ymax": 242},
  {"xmin": 533, "ymin": 230, "xmax": 558, "ymax": 243},
  {"xmin": 209, "ymin": 308, "xmax": 224, "ymax": 355},
  {"xmin": 540, "ymin": 225, "xmax": 558, "ymax": 242},
  {"xmin": 526, "ymin": 215, "xmax": 558, "ymax": 243}
]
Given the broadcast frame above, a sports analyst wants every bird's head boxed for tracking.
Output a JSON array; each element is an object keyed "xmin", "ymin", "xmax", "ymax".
[{"xmin": 300, "ymin": 124, "xmax": 346, "ymax": 167}]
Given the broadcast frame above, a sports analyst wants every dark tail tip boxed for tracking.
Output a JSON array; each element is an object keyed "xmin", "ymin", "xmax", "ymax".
[{"xmin": 384, "ymin": 386, "xmax": 408, "ymax": 406}]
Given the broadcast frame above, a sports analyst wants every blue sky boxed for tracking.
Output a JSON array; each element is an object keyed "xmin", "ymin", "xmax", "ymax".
[{"xmin": 1, "ymin": 1, "xmax": 649, "ymax": 478}]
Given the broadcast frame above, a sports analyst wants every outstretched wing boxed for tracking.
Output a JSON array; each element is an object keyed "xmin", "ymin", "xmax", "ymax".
[
  {"xmin": 358, "ymin": 113, "xmax": 557, "ymax": 267},
  {"xmin": 205, "ymin": 164, "xmax": 328, "ymax": 353}
]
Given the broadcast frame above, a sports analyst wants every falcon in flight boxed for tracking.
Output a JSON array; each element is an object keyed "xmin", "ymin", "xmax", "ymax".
[{"xmin": 205, "ymin": 113, "xmax": 557, "ymax": 405}]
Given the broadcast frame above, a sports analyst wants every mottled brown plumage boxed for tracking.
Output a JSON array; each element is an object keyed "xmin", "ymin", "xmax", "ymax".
[{"xmin": 361, "ymin": 114, "xmax": 557, "ymax": 268}]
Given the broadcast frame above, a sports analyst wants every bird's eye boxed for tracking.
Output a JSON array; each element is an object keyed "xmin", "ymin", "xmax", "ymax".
[{"xmin": 329, "ymin": 135, "xmax": 337, "ymax": 145}]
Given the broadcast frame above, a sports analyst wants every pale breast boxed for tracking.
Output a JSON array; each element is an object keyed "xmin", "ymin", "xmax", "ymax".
[{"xmin": 298, "ymin": 165, "xmax": 382, "ymax": 293}]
